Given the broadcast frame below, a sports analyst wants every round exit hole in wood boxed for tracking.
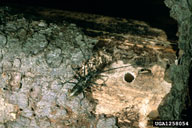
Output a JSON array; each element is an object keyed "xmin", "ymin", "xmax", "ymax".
[{"xmin": 124, "ymin": 72, "xmax": 134, "ymax": 83}]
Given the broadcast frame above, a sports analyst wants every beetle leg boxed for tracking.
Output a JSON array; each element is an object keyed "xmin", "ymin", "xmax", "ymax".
[
  {"xmin": 67, "ymin": 82, "xmax": 77, "ymax": 84},
  {"xmin": 71, "ymin": 65, "xmax": 82, "ymax": 79},
  {"xmin": 97, "ymin": 74, "xmax": 109, "ymax": 85},
  {"xmin": 62, "ymin": 78, "xmax": 76, "ymax": 85},
  {"xmin": 90, "ymin": 82, "xmax": 100, "ymax": 86}
]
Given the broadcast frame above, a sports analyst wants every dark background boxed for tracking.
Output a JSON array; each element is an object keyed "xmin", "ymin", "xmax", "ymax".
[
  {"xmin": 1, "ymin": 0, "xmax": 169, "ymax": 17},
  {"xmin": 1, "ymin": 0, "xmax": 178, "ymax": 41}
]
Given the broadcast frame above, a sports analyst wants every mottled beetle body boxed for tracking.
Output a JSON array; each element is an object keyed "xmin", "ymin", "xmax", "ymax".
[{"xmin": 68, "ymin": 73, "xmax": 93, "ymax": 97}]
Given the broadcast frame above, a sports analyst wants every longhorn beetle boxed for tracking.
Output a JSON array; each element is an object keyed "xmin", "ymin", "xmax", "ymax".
[{"xmin": 63, "ymin": 45, "xmax": 131, "ymax": 99}]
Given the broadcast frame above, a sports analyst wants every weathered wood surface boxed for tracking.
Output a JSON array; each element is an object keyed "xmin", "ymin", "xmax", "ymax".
[{"xmin": 0, "ymin": 5, "xmax": 178, "ymax": 128}]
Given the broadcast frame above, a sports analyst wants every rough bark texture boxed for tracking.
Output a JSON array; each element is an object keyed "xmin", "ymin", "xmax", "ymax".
[
  {"xmin": 158, "ymin": 0, "xmax": 192, "ymax": 122},
  {"xmin": 0, "ymin": 7, "xmax": 101, "ymax": 128},
  {"xmin": 0, "ymin": 3, "xmax": 182, "ymax": 128}
]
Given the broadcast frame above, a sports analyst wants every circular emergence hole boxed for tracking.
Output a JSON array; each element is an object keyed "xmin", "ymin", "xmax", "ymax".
[{"xmin": 124, "ymin": 72, "xmax": 134, "ymax": 83}]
